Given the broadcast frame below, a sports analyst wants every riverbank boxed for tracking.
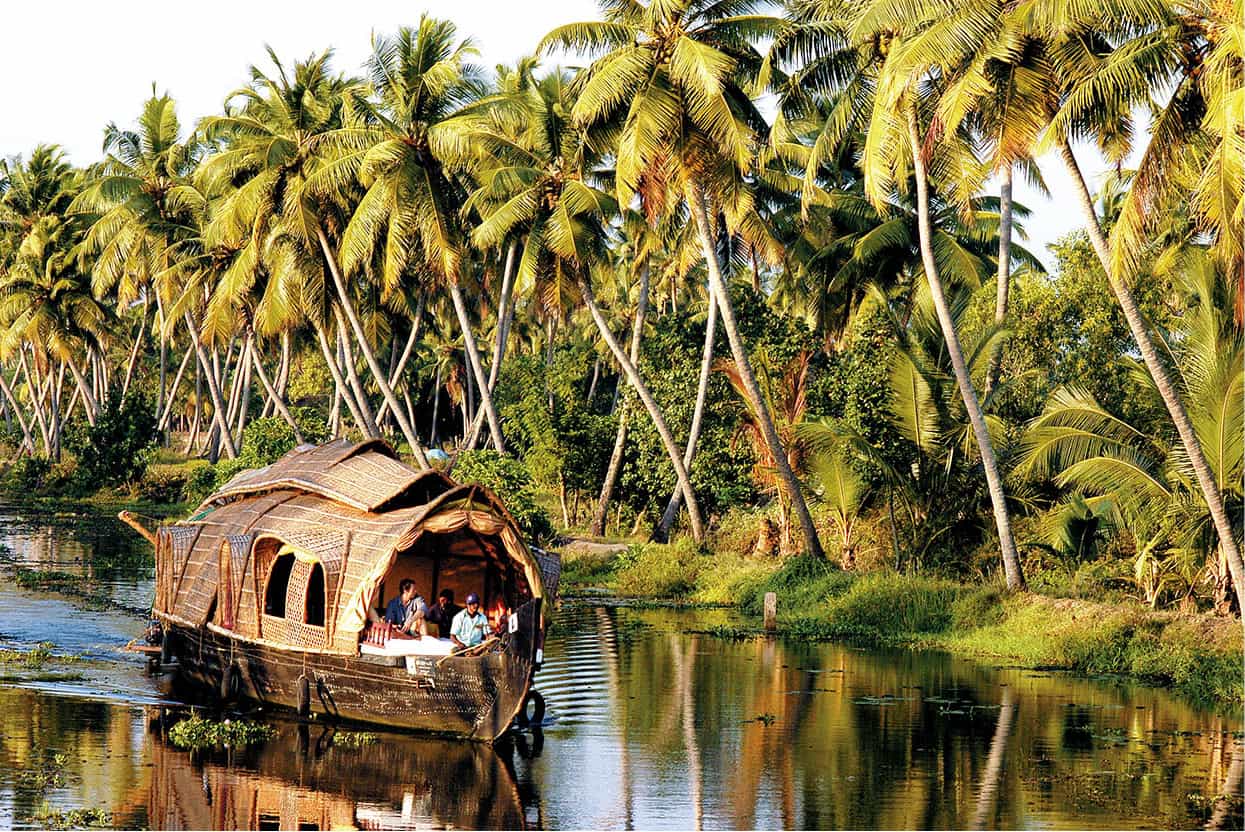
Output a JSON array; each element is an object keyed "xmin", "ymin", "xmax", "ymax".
[{"xmin": 561, "ymin": 542, "xmax": 1245, "ymax": 711}]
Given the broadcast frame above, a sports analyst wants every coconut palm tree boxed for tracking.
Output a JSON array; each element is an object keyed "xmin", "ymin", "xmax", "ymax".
[
  {"xmin": 542, "ymin": 0, "xmax": 824, "ymax": 557},
  {"xmin": 463, "ymin": 63, "xmax": 707, "ymax": 540},
  {"xmin": 198, "ymin": 48, "xmax": 430, "ymax": 465},
  {"xmin": 771, "ymin": 0, "xmax": 1026, "ymax": 584},
  {"xmin": 1018, "ymin": 257, "xmax": 1243, "ymax": 610},
  {"xmin": 1026, "ymin": 0, "xmax": 1245, "ymax": 605},
  {"xmin": 71, "ymin": 90, "xmax": 207, "ymax": 412},
  {"xmin": 311, "ymin": 18, "xmax": 502, "ymax": 456}
]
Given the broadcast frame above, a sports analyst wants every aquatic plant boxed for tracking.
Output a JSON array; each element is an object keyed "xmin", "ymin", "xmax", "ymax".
[
  {"xmin": 333, "ymin": 731, "xmax": 379, "ymax": 749},
  {"xmin": 167, "ymin": 712, "xmax": 276, "ymax": 750},
  {"xmin": 27, "ymin": 805, "xmax": 112, "ymax": 830}
]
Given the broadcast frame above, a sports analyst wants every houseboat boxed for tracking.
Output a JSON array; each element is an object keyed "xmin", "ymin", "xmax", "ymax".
[{"xmin": 121, "ymin": 439, "xmax": 559, "ymax": 742}]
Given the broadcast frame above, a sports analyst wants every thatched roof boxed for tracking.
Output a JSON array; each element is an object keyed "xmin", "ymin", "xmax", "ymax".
[{"xmin": 155, "ymin": 440, "xmax": 545, "ymax": 653}]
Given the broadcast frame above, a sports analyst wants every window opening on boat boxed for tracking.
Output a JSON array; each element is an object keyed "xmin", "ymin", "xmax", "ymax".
[
  {"xmin": 306, "ymin": 563, "xmax": 326, "ymax": 626},
  {"xmin": 265, "ymin": 552, "xmax": 295, "ymax": 618}
]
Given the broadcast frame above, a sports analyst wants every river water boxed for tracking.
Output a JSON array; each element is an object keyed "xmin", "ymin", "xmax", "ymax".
[{"xmin": 0, "ymin": 504, "xmax": 1241, "ymax": 830}]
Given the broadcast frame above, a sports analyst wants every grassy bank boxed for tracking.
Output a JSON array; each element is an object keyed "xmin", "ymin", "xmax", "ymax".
[{"xmin": 562, "ymin": 543, "xmax": 1245, "ymax": 711}]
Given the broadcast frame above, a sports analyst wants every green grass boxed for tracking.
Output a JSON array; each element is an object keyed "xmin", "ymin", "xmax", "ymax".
[{"xmin": 558, "ymin": 541, "xmax": 1245, "ymax": 710}]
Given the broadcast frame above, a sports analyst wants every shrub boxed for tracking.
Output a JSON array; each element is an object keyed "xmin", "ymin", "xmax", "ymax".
[
  {"xmin": 136, "ymin": 461, "xmax": 213, "ymax": 505},
  {"xmin": 3, "ymin": 456, "xmax": 51, "ymax": 493},
  {"xmin": 453, "ymin": 450, "xmax": 554, "ymax": 543},
  {"xmin": 824, "ymin": 573, "xmax": 961, "ymax": 636},
  {"xmin": 184, "ymin": 461, "xmax": 217, "ymax": 505},
  {"xmin": 613, "ymin": 539, "xmax": 703, "ymax": 597},
  {"xmin": 64, "ymin": 389, "xmax": 158, "ymax": 487}
]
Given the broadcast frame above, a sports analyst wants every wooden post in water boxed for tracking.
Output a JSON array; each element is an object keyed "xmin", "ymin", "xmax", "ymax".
[{"xmin": 764, "ymin": 592, "xmax": 777, "ymax": 632}]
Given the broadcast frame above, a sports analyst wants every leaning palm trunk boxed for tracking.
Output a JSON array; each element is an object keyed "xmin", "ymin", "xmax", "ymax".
[
  {"xmin": 21, "ymin": 350, "xmax": 52, "ymax": 456},
  {"xmin": 375, "ymin": 298, "xmax": 424, "ymax": 426},
  {"xmin": 182, "ymin": 311, "xmax": 238, "ymax": 459},
  {"xmin": 120, "ymin": 304, "xmax": 149, "ymax": 404},
  {"xmin": 592, "ymin": 264, "xmax": 650, "ymax": 536},
  {"xmin": 578, "ymin": 275, "xmax": 705, "ymax": 542},
  {"xmin": 0, "ymin": 366, "xmax": 35, "ymax": 455},
  {"xmin": 157, "ymin": 345, "xmax": 195, "ymax": 432},
  {"xmin": 467, "ymin": 240, "xmax": 519, "ymax": 449},
  {"xmin": 906, "ymin": 109, "xmax": 1024, "ymax": 590},
  {"xmin": 450, "ymin": 281, "xmax": 505, "ymax": 455},
  {"xmin": 334, "ymin": 311, "xmax": 380, "ymax": 438},
  {"xmin": 248, "ymin": 334, "xmax": 304, "ymax": 443},
  {"xmin": 686, "ymin": 182, "xmax": 825, "ymax": 559},
  {"xmin": 655, "ymin": 289, "xmax": 718, "ymax": 543},
  {"xmin": 314, "ymin": 322, "xmax": 371, "ymax": 439},
  {"xmin": 65, "ymin": 355, "xmax": 98, "ymax": 427},
  {"xmin": 984, "ymin": 164, "xmax": 1013, "ymax": 397},
  {"xmin": 316, "ymin": 227, "xmax": 430, "ymax": 469},
  {"xmin": 1059, "ymin": 137, "xmax": 1245, "ymax": 606}
]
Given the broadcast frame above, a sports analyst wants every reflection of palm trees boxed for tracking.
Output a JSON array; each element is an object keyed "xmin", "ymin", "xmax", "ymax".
[
  {"xmin": 1207, "ymin": 740, "xmax": 1244, "ymax": 831},
  {"xmin": 970, "ymin": 686, "xmax": 1017, "ymax": 830},
  {"xmin": 594, "ymin": 607, "xmax": 633, "ymax": 828},
  {"xmin": 671, "ymin": 634, "xmax": 704, "ymax": 830}
]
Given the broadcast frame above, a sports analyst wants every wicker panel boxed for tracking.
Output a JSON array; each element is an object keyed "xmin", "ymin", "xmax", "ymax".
[
  {"xmin": 177, "ymin": 544, "xmax": 219, "ymax": 627},
  {"xmin": 260, "ymin": 614, "xmax": 328, "ymax": 651},
  {"xmin": 167, "ymin": 524, "xmax": 203, "ymax": 605},
  {"xmin": 225, "ymin": 533, "xmax": 252, "ymax": 622},
  {"xmin": 204, "ymin": 439, "xmax": 452, "ymax": 512},
  {"xmin": 534, "ymin": 547, "xmax": 562, "ymax": 600}
]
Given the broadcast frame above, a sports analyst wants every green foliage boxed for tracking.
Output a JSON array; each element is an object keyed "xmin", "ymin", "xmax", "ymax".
[
  {"xmin": 822, "ymin": 573, "xmax": 962, "ymax": 637},
  {"xmin": 495, "ymin": 346, "xmax": 616, "ymax": 501},
  {"xmin": 612, "ymin": 538, "xmax": 704, "ymax": 597},
  {"xmin": 453, "ymin": 450, "xmax": 554, "ymax": 543},
  {"xmin": 16, "ymin": 746, "xmax": 68, "ymax": 790},
  {"xmin": 26, "ymin": 806, "xmax": 112, "ymax": 830},
  {"xmin": 64, "ymin": 389, "xmax": 158, "ymax": 487},
  {"xmin": 183, "ymin": 461, "xmax": 218, "ymax": 505},
  {"xmin": 3, "ymin": 456, "xmax": 51, "ymax": 493},
  {"xmin": 168, "ymin": 712, "xmax": 276, "ymax": 750}
]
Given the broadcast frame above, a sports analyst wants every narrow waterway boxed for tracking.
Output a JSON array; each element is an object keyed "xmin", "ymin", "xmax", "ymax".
[{"xmin": 0, "ymin": 504, "xmax": 1241, "ymax": 830}]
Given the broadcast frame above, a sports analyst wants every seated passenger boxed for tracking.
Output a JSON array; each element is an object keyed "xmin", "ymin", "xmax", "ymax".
[
  {"xmin": 449, "ymin": 593, "xmax": 489, "ymax": 649},
  {"xmin": 384, "ymin": 580, "xmax": 430, "ymax": 637},
  {"xmin": 426, "ymin": 589, "xmax": 460, "ymax": 637}
]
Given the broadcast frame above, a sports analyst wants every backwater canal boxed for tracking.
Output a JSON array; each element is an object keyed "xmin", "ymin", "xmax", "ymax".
[{"xmin": 0, "ymin": 503, "xmax": 1241, "ymax": 829}]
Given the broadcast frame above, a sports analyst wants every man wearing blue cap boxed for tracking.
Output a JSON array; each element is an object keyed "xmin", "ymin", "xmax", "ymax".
[{"xmin": 449, "ymin": 592, "xmax": 489, "ymax": 649}]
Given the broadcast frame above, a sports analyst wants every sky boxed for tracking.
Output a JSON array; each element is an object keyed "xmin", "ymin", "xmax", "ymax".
[{"xmin": 0, "ymin": 0, "xmax": 1122, "ymax": 272}]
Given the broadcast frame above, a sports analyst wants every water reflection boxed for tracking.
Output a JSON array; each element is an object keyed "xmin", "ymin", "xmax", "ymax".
[
  {"xmin": 0, "ymin": 505, "xmax": 1242, "ymax": 830},
  {"xmin": 143, "ymin": 713, "xmax": 526, "ymax": 830}
]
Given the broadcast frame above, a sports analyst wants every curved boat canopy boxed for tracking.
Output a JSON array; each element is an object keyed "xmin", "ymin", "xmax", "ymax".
[{"xmin": 153, "ymin": 440, "xmax": 545, "ymax": 654}]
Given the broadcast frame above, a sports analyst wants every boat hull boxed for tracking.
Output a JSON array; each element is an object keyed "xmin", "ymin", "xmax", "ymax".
[{"xmin": 160, "ymin": 601, "xmax": 539, "ymax": 741}]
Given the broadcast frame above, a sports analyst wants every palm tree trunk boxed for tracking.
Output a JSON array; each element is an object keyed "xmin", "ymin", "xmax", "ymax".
[
  {"xmin": 316, "ymin": 227, "xmax": 430, "ymax": 468},
  {"xmin": 970, "ymin": 686, "xmax": 1016, "ymax": 830},
  {"xmin": 233, "ymin": 339, "xmax": 254, "ymax": 443},
  {"xmin": 50, "ymin": 362, "xmax": 63, "ymax": 462},
  {"xmin": 984, "ymin": 164, "xmax": 1012, "ymax": 398},
  {"xmin": 467, "ymin": 241, "xmax": 519, "ymax": 449},
  {"xmin": 430, "ymin": 363, "xmax": 443, "ymax": 446},
  {"xmin": 0, "ymin": 365, "xmax": 34, "ymax": 454},
  {"xmin": 21, "ymin": 350, "xmax": 51, "ymax": 456},
  {"xmin": 120, "ymin": 303, "xmax": 149, "ymax": 404},
  {"xmin": 333, "ymin": 311, "xmax": 380, "ymax": 438},
  {"xmin": 686, "ymin": 182, "xmax": 825, "ymax": 559},
  {"xmin": 578, "ymin": 275, "xmax": 705, "ymax": 542},
  {"xmin": 375, "ymin": 297, "xmax": 424, "ymax": 426},
  {"xmin": 314, "ymin": 322, "xmax": 370, "ymax": 438},
  {"xmin": 183, "ymin": 311, "xmax": 238, "ymax": 459},
  {"xmin": 449, "ymin": 281, "xmax": 506, "ymax": 454},
  {"xmin": 655, "ymin": 289, "xmax": 718, "ymax": 542},
  {"xmin": 906, "ymin": 107, "xmax": 1023, "ymax": 589},
  {"xmin": 592, "ymin": 264, "xmax": 650, "ymax": 536},
  {"xmin": 65, "ymin": 355, "xmax": 98, "ymax": 426},
  {"xmin": 249, "ymin": 333, "xmax": 305, "ymax": 443},
  {"xmin": 157, "ymin": 344, "xmax": 194, "ymax": 432},
  {"xmin": 1058, "ymin": 138, "xmax": 1245, "ymax": 606}
]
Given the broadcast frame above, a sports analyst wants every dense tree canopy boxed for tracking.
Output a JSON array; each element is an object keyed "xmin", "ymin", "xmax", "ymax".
[{"xmin": 0, "ymin": 0, "xmax": 1240, "ymax": 614}]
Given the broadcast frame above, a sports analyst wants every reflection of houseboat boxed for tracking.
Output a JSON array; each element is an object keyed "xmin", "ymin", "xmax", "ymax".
[
  {"xmin": 144, "ymin": 716, "xmax": 527, "ymax": 829},
  {"xmin": 122, "ymin": 440, "xmax": 559, "ymax": 741}
]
